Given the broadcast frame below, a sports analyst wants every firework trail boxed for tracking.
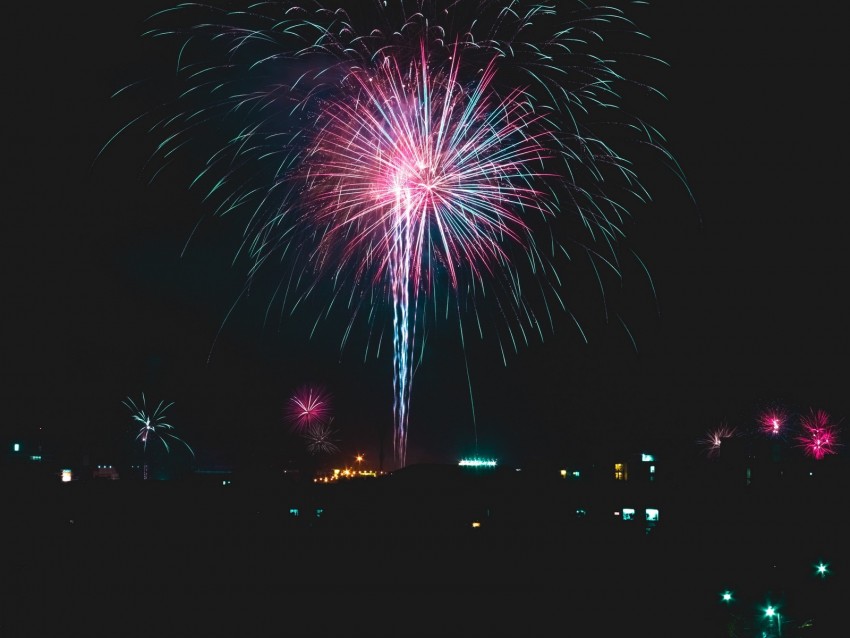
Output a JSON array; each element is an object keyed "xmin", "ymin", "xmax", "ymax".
[
  {"xmin": 286, "ymin": 384, "xmax": 332, "ymax": 432},
  {"xmin": 104, "ymin": 2, "xmax": 687, "ymax": 467},
  {"xmin": 797, "ymin": 408, "xmax": 840, "ymax": 460}
]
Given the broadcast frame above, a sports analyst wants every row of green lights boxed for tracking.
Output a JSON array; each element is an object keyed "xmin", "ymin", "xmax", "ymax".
[{"xmin": 720, "ymin": 561, "xmax": 832, "ymax": 607}]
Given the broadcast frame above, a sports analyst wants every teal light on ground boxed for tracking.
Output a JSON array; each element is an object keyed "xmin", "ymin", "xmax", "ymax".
[
  {"xmin": 815, "ymin": 561, "xmax": 829, "ymax": 577},
  {"xmin": 622, "ymin": 508, "xmax": 635, "ymax": 521},
  {"xmin": 13, "ymin": 443, "xmax": 21, "ymax": 452},
  {"xmin": 721, "ymin": 590, "xmax": 733, "ymax": 603},
  {"xmin": 289, "ymin": 508, "xmax": 299, "ymax": 516},
  {"xmin": 641, "ymin": 453, "xmax": 655, "ymax": 462},
  {"xmin": 458, "ymin": 457, "xmax": 497, "ymax": 467},
  {"xmin": 645, "ymin": 508, "xmax": 659, "ymax": 522},
  {"xmin": 764, "ymin": 605, "xmax": 777, "ymax": 618}
]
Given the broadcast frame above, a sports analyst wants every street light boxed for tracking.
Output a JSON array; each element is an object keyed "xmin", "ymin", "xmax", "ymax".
[
  {"xmin": 720, "ymin": 590, "xmax": 733, "ymax": 604},
  {"xmin": 764, "ymin": 605, "xmax": 781, "ymax": 636},
  {"xmin": 815, "ymin": 561, "xmax": 829, "ymax": 578}
]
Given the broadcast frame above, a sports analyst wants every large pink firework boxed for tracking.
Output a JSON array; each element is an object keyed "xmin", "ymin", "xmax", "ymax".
[
  {"xmin": 797, "ymin": 408, "xmax": 840, "ymax": 460},
  {"xmin": 301, "ymin": 44, "xmax": 557, "ymax": 464}
]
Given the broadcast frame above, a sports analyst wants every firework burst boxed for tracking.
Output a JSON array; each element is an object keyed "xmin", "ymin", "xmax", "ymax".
[
  {"xmin": 286, "ymin": 385, "xmax": 332, "ymax": 432},
  {"xmin": 758, "ymin": 407, "xmax": 788, "ymax": 437},
  {"xmin": 302, "ymin": 44, "xmax": 560, "ymax": 460},
  {"xmin": 700, "ymin": 424, "xmax": 737, "ymax": 459},
  {"xmin": 106, "ymin": 2, "xmax": 687, "ymax": 467},
  {"xmin": 123, "ymin": 393, "xmax": 195, "ymax": 456},
  {"xmin": 303, "ymin": 419, "xmax": 341, "ymax": 456},
  {"xmin": 797, "ymin": 409, "xmax": 840, "ymax": 460}
]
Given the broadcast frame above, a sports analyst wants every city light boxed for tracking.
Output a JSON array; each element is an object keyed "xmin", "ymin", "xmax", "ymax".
[
  {"xmin": 763, "ymin": 604, "xmax": 781, "ymax": 636},
  {"xmin": 313, "ymin": 462, "xmax": 382, "ymax": 482},
  {"xmin": 458, "ymin": 458, "xmax": 497, "ymax": 467},
  {"xmin": 720, "ymin": 590, "xmax": 733, "ymax": 603},
  {"xmin": 815, "ymin": 561, "xmax": 829, "ymax": 577}
]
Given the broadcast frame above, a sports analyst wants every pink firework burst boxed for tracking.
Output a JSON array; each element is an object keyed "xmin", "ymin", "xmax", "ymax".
[
  {"xmin": 301, "ymin": 44, "xmax": 557, "ymax": 466},
  {"xmin": 286, "ymin": 385, "xmax": 332, "ymax": 433},
  {"xmin": 700, "ymin": 424, "xmax": 737, "ymax": 458},
  {"xmin": 797, "ymin": 409, "xmax": 840, "ymax": 460},
  {"xmin": 758, "ymin": 408, "xmax": 788, "ymax": 437}
]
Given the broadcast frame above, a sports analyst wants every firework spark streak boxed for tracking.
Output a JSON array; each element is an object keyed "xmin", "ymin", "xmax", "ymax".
[{"xmin": 105, "ymin": 2, "xmax": 687, "ymax": 467}]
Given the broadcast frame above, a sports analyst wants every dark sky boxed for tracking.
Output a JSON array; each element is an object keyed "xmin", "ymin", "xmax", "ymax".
[{"xmin": 4, "ymin": 2, "xmax": 847, "ymax": 471}]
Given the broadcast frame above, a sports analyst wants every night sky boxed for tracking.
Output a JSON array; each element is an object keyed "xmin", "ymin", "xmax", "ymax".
[{"xmin": 4, "ymin": 2, "xmax": 846, "ymax": 472}]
